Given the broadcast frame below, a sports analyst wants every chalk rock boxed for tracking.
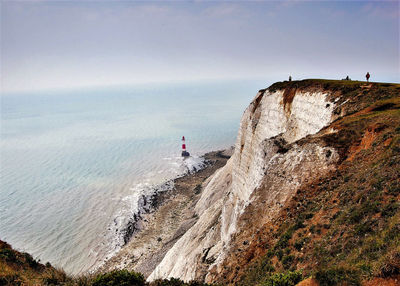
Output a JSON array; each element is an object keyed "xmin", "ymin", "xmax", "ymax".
[{"xmin": 148, "ymin": 88, "xmax": 338, "ymax": 282}]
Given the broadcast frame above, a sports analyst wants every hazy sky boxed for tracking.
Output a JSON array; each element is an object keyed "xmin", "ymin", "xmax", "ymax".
[{"xmin": 1, "ymin": 0, "xmax": 399, "ymax": 92}]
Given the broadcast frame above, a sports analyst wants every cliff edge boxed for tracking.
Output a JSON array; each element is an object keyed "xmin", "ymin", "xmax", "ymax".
[
  {"xmin": 148, "ymin": 79, "xmax": 400, "ymax": 285},
  {"xmin": 3, "ymin": 79, "xmax": 398, "ymax": 286}
]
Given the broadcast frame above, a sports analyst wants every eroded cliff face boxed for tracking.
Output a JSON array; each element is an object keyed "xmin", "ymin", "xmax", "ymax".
[{"xmin": 148, "ymin": 86, "xmax": 341, "ymax": 282}]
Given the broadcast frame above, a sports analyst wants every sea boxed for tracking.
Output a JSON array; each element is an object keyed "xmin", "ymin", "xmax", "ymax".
[{"xmin": 0, "ymin": 79, "xmax": 266, "ymax": 274}]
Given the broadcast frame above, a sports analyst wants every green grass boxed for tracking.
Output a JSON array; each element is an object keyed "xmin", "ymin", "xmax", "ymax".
[
  {"xmin": 315, "ymin": 267, "xmax": 361, "ymax": 286},
  {"xmin": 260, "ymin": 271, "xmax": 303, "ymax": 286},
  {"xmin": 268, "ymin": 79, "xmax": 400, "ymax": 94},
  {"xmin": 91, "ymin": 270, "xmax": 145, "ymax": 286},
  {"xmin": 0, "ymin": 242, "xmax": 213, "ymax": 286}
]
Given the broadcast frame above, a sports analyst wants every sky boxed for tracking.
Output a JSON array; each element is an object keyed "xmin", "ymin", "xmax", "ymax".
[{"xmin": 1, "ymin": 0, "xmax": 399, "ymax": 93}]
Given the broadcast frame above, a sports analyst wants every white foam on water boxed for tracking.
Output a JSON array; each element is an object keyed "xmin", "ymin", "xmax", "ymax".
[
  {"xmin": 183, "ymin": 156, "xmax": 208, "ymax": 174},
  {"xmin": 92, "ymin": 155, "xmax": 206, "ymax": 272}
]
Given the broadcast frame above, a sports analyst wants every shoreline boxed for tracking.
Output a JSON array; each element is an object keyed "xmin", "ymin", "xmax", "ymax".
[{"xmin": 97, "ymin": 148, "xmax": 233, "ymax": 277}]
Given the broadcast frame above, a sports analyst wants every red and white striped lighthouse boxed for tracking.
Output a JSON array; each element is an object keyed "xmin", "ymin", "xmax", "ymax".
[{"xmin": 181, "ymin": 136, "xmax": 190, "ymax": 157}]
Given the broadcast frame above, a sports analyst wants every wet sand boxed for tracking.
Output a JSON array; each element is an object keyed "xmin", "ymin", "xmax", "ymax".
[{"xmin": 98, "ymin": 148, "xmax": 232, "ymax": 277}]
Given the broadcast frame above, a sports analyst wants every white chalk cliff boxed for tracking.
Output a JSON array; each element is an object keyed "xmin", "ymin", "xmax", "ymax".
[{"xmin": 148, "ymin": 87, "xmax": 341, "ymax": 282}]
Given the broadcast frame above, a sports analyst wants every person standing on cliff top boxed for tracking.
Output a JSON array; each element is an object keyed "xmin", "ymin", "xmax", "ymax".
[{"xmin": 366, "ymin": 72, "xmax": 370, "ymax": 82}]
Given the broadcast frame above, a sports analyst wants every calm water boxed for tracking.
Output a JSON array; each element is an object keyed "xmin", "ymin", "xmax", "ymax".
[{"xmin": 0, "ymin": 79, "xmax": 265, "ymax": 274}]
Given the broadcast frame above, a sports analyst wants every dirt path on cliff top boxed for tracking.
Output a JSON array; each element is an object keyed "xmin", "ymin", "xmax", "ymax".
[{"xmin": 98, "ymin": 149, "xmax": 232, "ymax": 277}]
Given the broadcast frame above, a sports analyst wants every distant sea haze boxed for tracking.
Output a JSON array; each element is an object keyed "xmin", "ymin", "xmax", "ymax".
[{"xmin": 0, "ymin": 79, "xmax": 265, "ymax": 274}]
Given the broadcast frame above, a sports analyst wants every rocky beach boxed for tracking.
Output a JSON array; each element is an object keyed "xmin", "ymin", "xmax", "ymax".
[{"xmin": 98, "ymin": 148, "xmax": 233, "ymax": 277}]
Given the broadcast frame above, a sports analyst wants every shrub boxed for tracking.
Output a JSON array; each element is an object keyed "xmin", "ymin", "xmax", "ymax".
[
  {"xmin": 294, "ymin": 237, "xmax": 309, "ymax": 252},
  {"xmin": 259, "ymin": 259, "xmax": 275, "ymax": 273},
  {"xmin": 381, "ymin": 202, "xmax": 399, "ymax": 217},
  {"xmin": 354, "ymin": 221, "xmax": 373, "ymax": 236},
  {"xmin": 384, "ymin": 223, "xmax": 400, "ymax": 243},
  {"xmin": 150, "ymin": 278, "xmax": 213, "ymax": 286},
  {"xmin": 378, "ymin": 249, "xmax": 400, "ymax": 277},
  {"xmin": 42, "ymin": 269, "xmax": 68, "ymax": 285},
  {"xmin": 294, "ymin": 240, "xmax": 303, "ymax": 251},
  {"xmin": 0, "ymin": 249, "xmax": 17, "ymax": 263},
  {"xmin": 261, "ymin": 270, "xmax": 303, "ymax": 286},
  {"xmin": 358, "ymin": 263, "xmax": 372, "ymax": 275},
  {"xmin": 276, "ymin": 249, "xmax": 284, "ymax": 261},
  {"xmin": 372, "ymin": 179, "xmax": 384, "ymax": 192},
  {"xmin": 71, "ymin": 275, "xmax": 93, "ymax": 286},
  {"xmin": 304, "ymin": 213, "xmax": 314, "ymax": 220},
  {"xmin": 361, "ymin": 238, "xmax": 385, "ymax": 260},
  {"xmin": 315, "ymin": 267, "xmax": 360, "ymax": 286},
  {"xmin": 266, "ymin": 249, "xmax": 274, "ymax": 258},
  {"xmin": 194, "ymin": 184, "xmax": 202, "ymax": 194},
  {"xmin": 152, "ymin": 277, "xmax": 185, "ymax": 286},
  {"xmin": 275, "ymin": 230, "xmax": 293, "ymax": 250},
  {"xmin": 293, "ymin": 220, "xmax": 305, "ymax": 230},
  {"xmin": 92, "ymin": 270, "xmax": 145, "ymax": 286},
  {"xmin": 346, "ymin": 199, "xmax": 381, "ymax": 225},
  {"xmin": 386, "ymin": 182, "xmax": 400, "ymax": 196},
  {"xmin": 43, "ymin": 276, "xmax": 61, "ymax": 286},
  {"xmin": 0, "ymin": 274, "xmax": 22, "ymax": 286},
  {"xmin": 23, "ymin": 252, "xmax": 39, "ymax": 268},
  {"xmin": 282, "ymin": 255, "xmax": 295, "ymax": 269},
  {"xmin": 239, "ymin": 256, "xmax": 275, "ymax": 286}
]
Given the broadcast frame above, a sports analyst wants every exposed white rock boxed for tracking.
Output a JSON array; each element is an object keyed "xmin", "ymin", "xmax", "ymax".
[
  {"xmin": 221, "ymin": 90, "xmax": 334, "ymax": 246},
  {"xmin": 148, "ymin": 88, "xmax": 338, "ymax": 282}
]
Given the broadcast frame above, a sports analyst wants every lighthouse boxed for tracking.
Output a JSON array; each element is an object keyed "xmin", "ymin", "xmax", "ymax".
[{"xmin": 181, "ymin": 136, "xmax": 190, "ymax": 157}]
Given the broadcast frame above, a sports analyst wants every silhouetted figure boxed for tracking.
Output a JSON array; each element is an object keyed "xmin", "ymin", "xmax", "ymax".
[
  {"xmin": 289, "ymin": 75, "xmax": 292, "ymax": 82},
  {"xmin": 366, "ymin": 72, "xmax": 370, "ymax": 82},
  {"xmin": 345, "ymin": 75, "xmax": 350, "ymax": 80}
]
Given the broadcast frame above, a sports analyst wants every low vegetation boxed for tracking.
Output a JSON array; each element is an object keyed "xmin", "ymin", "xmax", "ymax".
[{"xmin": 0, "ymin": 242, "xmax": 213, "ymax": 285}]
